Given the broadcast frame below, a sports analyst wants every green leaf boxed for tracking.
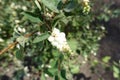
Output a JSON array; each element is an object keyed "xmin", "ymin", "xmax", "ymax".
[
  {"xmin": 60, "ymin": 69, "xmax": 67, "ymax": 80},
  {"xmin": 52, "ymin": 50, "xmax": 61, "ymax": 57},
  {"xmin": 15, "ymin": 49, "xmax": 24, "ymax": 60},
  {"xmin": 22, "ymin": 12, "xmax": 42, "ymax": 23},
  {"xmin": 113, "ymin": 65, "xmax": 119, "ymax": 78},
  {"xmin": 92, "ymin": 59, "xmax": 98, "ymax": 66},
  {"xmin": 33, "ymin": 32, "xmax": 50, "ymax": 43},
  {"xmin": 72, "ymin": 18, "xmax": 79, "ymax": 26},
  {"xmin": 70, "ymin": 65, "xmax": 79, "ymax": 74},
  {"xmin": 68, "ymin": 39, "xmax": 78, "ymax": 51},
  {"xmin": 40, "ymin": 73, "xmax": 46, "ymax": 80},
  {"xmin": 35, "ymin": 0, "xmax": 41, "ymax": 10},
  {"xmin": 64, "ymin": 1, "xmax": 77, "ymax": 12},
  {"xmin": 16, "ymin": 36, "xmax": 29, "ymax": 47},
  {"xmin": 102, "ymin": 56, "xmax": 111, "ymax": 63},
  {"xmin": 113, "ymin": 72, "xmax": 119, "ymax": 78},
  {"xmin": 50, "ymin": 59, "xmax": 58, "ymax": 68},
  {"xmin": 48, "ymin": 68, "xmax": 58, "ymax": 76},
  {"xmin": 60, "ymin": 17, "xmax": 69, "ymax": 25},
  {"xmin": 113, "ymin": 66, "xmax": 119, "ymax": 74},
  {"xmin": 41, "ymin": 0, "xmax": 60, "ymax": 13},
  {"xmin": 53, "ymin": 13, "xmax": 64, "ymax": 20}
]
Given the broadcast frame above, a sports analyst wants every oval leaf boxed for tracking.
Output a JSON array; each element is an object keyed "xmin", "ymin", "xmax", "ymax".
[
  {"xmin": 15, "ymin": 49, "xmax": 24, "ymax": 60},
  {"xmin": 33, "ymin": 32, "xmax": 50, "ymax": 43},
  {"xmin": 22, "ymin": 12, "xmax": 42, "ymax": 23},
  {"xmin": 41, "ymin": 0, "xmax": 60, "ymax": 13}
]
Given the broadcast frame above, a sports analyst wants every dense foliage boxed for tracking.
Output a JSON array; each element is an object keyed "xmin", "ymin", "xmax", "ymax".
[{"xmin": 0, "ymin": 0, "xmax": 120, "ymax": 80}]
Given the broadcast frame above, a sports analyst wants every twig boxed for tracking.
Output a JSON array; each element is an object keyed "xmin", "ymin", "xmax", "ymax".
[
  {"xmin": 0, "ymin": 41, "xmax": 18, "ymax": 55},
  {"xmin": 0, "ymin": 31, "xmax": 37, "ymax": 55}
]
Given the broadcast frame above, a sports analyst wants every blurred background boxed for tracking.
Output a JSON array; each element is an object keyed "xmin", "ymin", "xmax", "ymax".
[{"xmin": 0, "ymin": 0, "xmax": 120, "ymax": 80}]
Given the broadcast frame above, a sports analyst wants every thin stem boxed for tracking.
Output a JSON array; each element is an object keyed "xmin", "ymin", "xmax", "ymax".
[{"xmin": 0, "ymin": 31, "xmax": 38, "ymax": 55}]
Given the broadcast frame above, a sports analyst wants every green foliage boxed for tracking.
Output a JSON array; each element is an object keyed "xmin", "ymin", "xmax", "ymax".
[
  {"xmin": 33, "ymin": 32, "xmax": 50, "ymax": 43},
  {"xmin": 0, "ymin": 0, "xmax": 119, "ymax": 80},
  {"xmin": 113, "ymin": 62, "xmax": 120, "ymax": 79},
  {"xmin": 17, "ymin": 36, "xmax": 29, "ymax": 47},
  {"xmin": 68, "ymin": 39, "xmax": 78, "ymax": 51},
  {"xmin": 15, "ymin": 49, "xmax": 24, "ymax": 60},
  {"xmin": 22, "ymin": 12, "xmax": 42, "ymax": 23},
  {"xmin": 41, "ymin": 72, "xmax": 46, "ymax": 80},
  {"xmin": 40, "ymin": 0, "xmax": 60, "ymax": 13},
  {"xmin": 102, "ymin": 56, "xmax": 111, "ymax": 63}
]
